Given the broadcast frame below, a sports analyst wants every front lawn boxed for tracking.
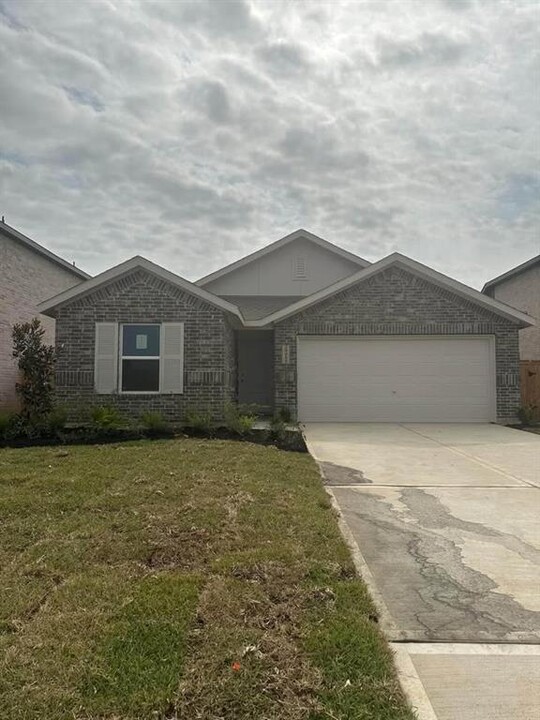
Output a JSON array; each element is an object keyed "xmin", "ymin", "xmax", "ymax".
[{"xmin": 0, "ymin": 439, "xmax": 413, "ymax": 719}]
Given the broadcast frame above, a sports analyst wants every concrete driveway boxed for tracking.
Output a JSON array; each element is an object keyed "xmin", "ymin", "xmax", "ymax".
[{"xmin": 304, "ymin": 423, "xmax": 540, "ymax": 720}]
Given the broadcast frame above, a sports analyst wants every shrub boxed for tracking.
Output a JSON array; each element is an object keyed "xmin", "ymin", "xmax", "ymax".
[
  {"xmin": 0, "ymin": 406, "xmax": 68, "ymax": 442},
  {"xmin": 90, "ymin": 405, "xmax": 126, "ymax": 431},
  {"xmin": 45, "ymin": 406, "xmax": 68, "ymax": 435},
  {"xmin": 268, "ymin": 414, "xmax": 288, "ymax": 443},
  {"xmin": 12, "ymin": 318, "xmax": 55, "ymax": 422},
  {"xmin": 277, "ymin": 407, "xmax": 292, "ymax": 424},
  {"xmin": 140, "ymin": 411, "xmax": 171, "ymax": 436},
  {"xmin": 184, "ymin": 407, "xmax": 214, "ymax": 434},
  {"xmin": 224, "ymin": 402, "xmax": 257, "ymax": 436},
  {"xmin": 0, "ymin": 411, "xmax": 17, "ymax": 440},
  {"xmin": 518, "ymin": 404, "xmax": 539, "ymax": 426}
]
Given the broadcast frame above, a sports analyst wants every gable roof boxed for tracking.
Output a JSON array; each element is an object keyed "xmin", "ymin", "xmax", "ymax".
[
  {"xmin": 37, "ymin": 255, "xmax": 243, "ymax": 320},
  {"xmin": 245, "ymin": 252, "xmax": 535, "ymax": 328},
  {"xmin": 196, "ymin": 228, "xmax": 370, "ymax": 287},
  {"xmin": 219, "ymin": 295, "xmax": 304, "ymax": 321},
  {"xmin": 482, "ymin": 254, "xmax": 540, "ymax": 295},
  {"xmin": 1, "ymin": 220, "xmax": 90, "ymax": 280},
  {"xmin": 37, "ymin": 249, "xmax": 535, "ymax": 330}
]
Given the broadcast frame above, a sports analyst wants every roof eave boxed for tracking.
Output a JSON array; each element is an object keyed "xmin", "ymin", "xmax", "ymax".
[
  {"xmin": 37, "ymin": 256, "xmax": 243, "ymax": 320},
  {"xmin": 482, "ymin": 254, "xmax": 540, "ymax": 294},
  {"xmin": 246, "ymin": 253, "xmax": 536, "ymax": 328},
  {"xmin": 1, "ymin": 221, "xmax": 90, "ymax": 280}
]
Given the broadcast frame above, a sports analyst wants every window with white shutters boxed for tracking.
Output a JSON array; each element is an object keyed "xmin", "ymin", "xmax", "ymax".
[{"xmin": 94, "ymin": 322, "xmax": 184, "ymax": 394}]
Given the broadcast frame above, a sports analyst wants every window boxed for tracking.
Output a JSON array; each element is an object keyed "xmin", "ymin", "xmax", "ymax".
[
  {"xmin": 120, "ymin": 324, "xmax": 160, "ymax": 392},
  {"xmin": 95, "ymin": 322, "xmax": 184, "ymax": 395}
]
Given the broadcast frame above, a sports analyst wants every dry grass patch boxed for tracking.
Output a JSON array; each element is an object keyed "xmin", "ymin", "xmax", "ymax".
[{"xmin": 0, "ymin": 439, "xmax": 414, "ymax": 719}]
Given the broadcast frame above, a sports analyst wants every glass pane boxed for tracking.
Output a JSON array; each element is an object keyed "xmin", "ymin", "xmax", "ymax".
[
  {"xmin": 122, "ymin": 359, "xmax": 160, "ymax": 392},
  {"xmin": 122, "ymin": 325, "xmax": 160, "ymax": 356}
]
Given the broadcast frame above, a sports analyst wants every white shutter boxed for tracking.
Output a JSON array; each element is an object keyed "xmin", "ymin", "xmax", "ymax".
[
  {"xmin": 94, "ymin": 323, "xmax": 119, "ymax": 393},
  {"xmin": 160, "ymin": 323, "xmax": 184, "ymax": 393}
]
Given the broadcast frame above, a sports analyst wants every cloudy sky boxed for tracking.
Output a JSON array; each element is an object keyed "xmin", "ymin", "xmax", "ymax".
[{"xmin": 1, "ymin": 0, "xmax": 539, "ymax": 288}]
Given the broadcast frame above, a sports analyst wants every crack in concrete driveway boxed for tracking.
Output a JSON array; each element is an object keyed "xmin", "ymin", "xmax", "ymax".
[{"xmin": 334, "ymin": 486, "xmax": 540, "ymax": 642}]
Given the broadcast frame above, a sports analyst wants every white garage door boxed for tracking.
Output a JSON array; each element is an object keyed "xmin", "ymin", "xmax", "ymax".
[{"xmin": 297, "ymin": 336, "xmax": 496, "ymax": 422}]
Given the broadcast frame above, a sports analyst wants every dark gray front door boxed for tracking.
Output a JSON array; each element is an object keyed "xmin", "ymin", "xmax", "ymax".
[{"xmin": 237, "ymin": 331, "xmax": 274, "ymax": 411}]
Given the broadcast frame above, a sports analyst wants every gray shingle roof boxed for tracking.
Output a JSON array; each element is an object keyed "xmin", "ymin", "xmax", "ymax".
[{"xmin": 219, "ymin": 295, "xmax": 304, "ymax": 320}]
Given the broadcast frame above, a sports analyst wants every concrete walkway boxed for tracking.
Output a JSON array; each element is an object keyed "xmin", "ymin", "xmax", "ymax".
[{"xmin": 304, "ymin": 423, "xmax": 540, "ymax": 720}]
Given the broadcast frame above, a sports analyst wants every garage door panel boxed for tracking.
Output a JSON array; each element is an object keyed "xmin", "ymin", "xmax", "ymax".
[{"xmin": 297, "ymin": 337, "xmax": 495, "ymax": 422}]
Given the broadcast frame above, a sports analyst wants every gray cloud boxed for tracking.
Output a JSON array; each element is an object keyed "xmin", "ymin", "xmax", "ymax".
[
  {"xmin": 187, "ymin": 79, "xmax": 232, "ymax": 124},
  {"xmin": 150, "ymin": 0, "xmax": 262, "ymax": 41},
  {"xmin": 256, "ymin": 41, "xmax": 310, "ymax": 76},
  {"xmin": 375, "ymin": 31, "xmax": 470, "ymax": 69},
  {"xmin": 0, "ymin": 0, "xmax": 538, "ymax": 288}
]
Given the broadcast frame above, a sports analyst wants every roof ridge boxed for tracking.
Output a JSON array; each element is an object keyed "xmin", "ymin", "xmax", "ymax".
[{"xmin": 196, "ymin": 229, "xmax": 370, "ymax": 287}]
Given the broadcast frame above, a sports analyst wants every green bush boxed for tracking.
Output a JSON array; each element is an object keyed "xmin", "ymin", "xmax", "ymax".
[
  {"xmin": 518, "ymin": 404, "xmax": 539, "ymax": 426},
  {"xmin": 0, "ymin": 411, "xmax": 17, "ymax": 440},
  {"xmin": 45, "ymin": 406, "xmax": 68, "ymax": 434},
  {"xmin": 0, "ymin": 406, "xmax": 68, "ymax": 442},
  {"xmin": 12, "ymin": 318, "xmax": 55, "ymax": 422},
  {"xmin": 90, "ymin": 405, "xmax": 126, "ymax": 431},
  {"xmin": 223, "ymin": 402, "xmax": 257, "ymax": 436},
  {"xmin": 140, "ymin": 411, "xmax": 171, "ymax": 436},
  {"xmin": 184, "ymin": 407, "xmax": 214, "ymax": 434},
  {"xmin": 268, "ymin": 414, "xmax": 288, "ymax": 442},
  {"xmin": 277, "ymin": 407, "xmax": 292, "ymax": 424}
]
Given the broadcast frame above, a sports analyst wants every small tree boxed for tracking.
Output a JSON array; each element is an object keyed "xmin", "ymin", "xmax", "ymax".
[{"xmin": 12, "ymin": 318, "xmax": 55, "ymax": 421}]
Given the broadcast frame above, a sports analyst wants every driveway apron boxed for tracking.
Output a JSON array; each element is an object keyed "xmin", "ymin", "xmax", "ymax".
[{"xmin": 304, "ymin": 423, "xmax": 540, "ymax": 720}]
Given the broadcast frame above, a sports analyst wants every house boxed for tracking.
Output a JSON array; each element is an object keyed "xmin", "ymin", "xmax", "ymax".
[
  {"xmin": 37, "ymin": 229, "xmax": 534, "ymax": 425},
  {"xmin": 482, "ymin": 255, "xmax": 540, "ymax": 361},
  {"xmin": 0, "ymin": 221, "xmax": 90, "ymax": 409},
  {"xmin": 483, "ymin": 254, "xmax": 540, "ymax": 411}
]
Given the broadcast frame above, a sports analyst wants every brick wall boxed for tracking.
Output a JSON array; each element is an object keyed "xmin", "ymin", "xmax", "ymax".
[
  {"xmin": 0, "ymin": 232, "xmax": 84, "ymax": 409},
  {"xmin": 490, "ymin": 263, "xmax": 540, "ymax": 361},
  {"xmin": 274, "ymin": 267, "xmax": 521, "ymax": 423},
  {"xmin": 54, "ymin": 269, "xmax": 237, "ymax": 423}
]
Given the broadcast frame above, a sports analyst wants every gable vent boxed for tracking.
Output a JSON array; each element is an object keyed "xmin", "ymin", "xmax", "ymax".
[{"xmin": 293, "ymin": 256, "xmax": 307, "ymax": 280}]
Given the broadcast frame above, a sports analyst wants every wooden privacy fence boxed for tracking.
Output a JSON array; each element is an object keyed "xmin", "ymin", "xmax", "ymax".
[{"xmin": 520, "ymin": 361, "xmax": 540, "ymax": 408}]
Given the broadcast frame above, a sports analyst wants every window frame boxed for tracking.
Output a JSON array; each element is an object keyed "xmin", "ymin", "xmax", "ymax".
[{"xmin": 119, "ymin": 323, "xmax": 161, "ymax": 394}]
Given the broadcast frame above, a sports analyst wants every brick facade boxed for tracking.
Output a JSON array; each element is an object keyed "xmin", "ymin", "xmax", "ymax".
[
  {"xmin": 0, "ymin": 231, "xmax": 84, "ymax": 409},
  {"xmin": 53, "ymin": 265, "xmax": 522, "ymax": 425},
  {"xmin": 273, "ymin": 267, "xmax": 521, "ymax": 423},
  {"xmin": 489, "ymin": 262, "xmax": 540, "ymax": 361},
  {"xmin": 54, "ymin": 269, "xmax": 237, "ymax": 423}
]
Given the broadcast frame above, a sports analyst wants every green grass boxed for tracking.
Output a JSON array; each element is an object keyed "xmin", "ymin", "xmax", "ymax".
[{"xmin": 0, "ymin": 438, "xmax": 414, "ymax": 719}]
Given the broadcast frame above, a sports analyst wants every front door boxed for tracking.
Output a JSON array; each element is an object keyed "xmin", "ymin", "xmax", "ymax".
[{"xmin": 237, "ymin": 330, "xmax": 274, "ymax": 412}]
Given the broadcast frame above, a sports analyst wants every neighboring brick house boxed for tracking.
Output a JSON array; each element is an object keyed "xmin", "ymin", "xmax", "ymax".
[
  {"xmin": 483, "ymin": 255, "xmax": 540, "ymax": 411},
  {"xmin": 38, "ymin": 229, "xmax": 534, "ymax": 425},
  {"xmin": 0, "ymin": 221, "xmax": 90, "ymax": 409},
  {"xmin": 483, "ymin": 255, "xmax": 540, "ymax": 361}
]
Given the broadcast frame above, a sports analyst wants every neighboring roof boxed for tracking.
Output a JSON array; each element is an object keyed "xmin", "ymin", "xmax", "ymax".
[
  {"xmin": 196, "ymin": 228, "xmax": 370, "ymax": 287},
  {"xmin": 482, "ymin": 254, "xmax": 540, "ymax": 295},
  {"xmin": 0, "ymin": 220, "xmax": 90, "ymax": 280},
  {"xmin": 245, "ymin": 252, "xmax": 536, "ymax": 328},
  {"xmin": 37, "ymin": 255, "xmax": 243, "ymax": 320},
  {"xmin": 219, "ymin": 295, "xmax": 303, "ymax": 321}
]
